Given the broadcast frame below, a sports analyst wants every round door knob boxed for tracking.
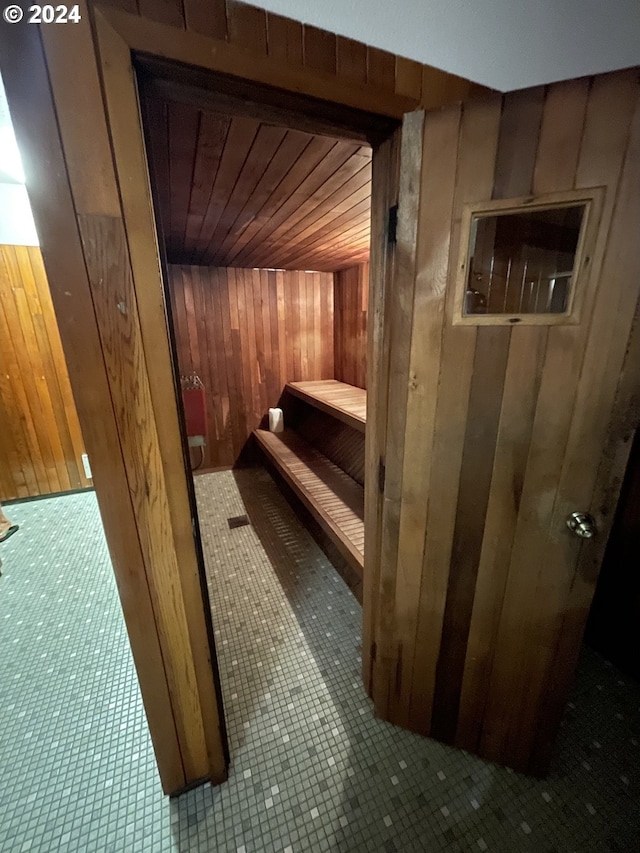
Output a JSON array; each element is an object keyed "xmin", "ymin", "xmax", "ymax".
[{"xmin": 566, "ymin": 512, "xmax": 596, "ymax": 539}]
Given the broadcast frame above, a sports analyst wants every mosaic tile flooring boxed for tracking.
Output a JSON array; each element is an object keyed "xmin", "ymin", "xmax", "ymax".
[{"xmin": 1, "ymin": 472, "xmax": 639, "ymax": 852}]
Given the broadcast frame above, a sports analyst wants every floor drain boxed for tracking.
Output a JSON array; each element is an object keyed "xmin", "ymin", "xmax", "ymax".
[{"xmin": 227, "ymin": 514, "xmax": 250, "ymax": 529}]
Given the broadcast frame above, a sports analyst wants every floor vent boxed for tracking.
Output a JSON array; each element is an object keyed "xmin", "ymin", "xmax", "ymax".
[{"xmin": 227, "ymin": 514, "xmax": 250, "ymax": 530}]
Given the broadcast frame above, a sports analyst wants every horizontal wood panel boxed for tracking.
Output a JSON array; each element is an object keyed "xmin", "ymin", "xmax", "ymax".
[
  {"xmin": 169, "ymin": 264, "xmax": 334, "ymax": 468},
  {"xmin": 0, "ymin": 244, "xmax": 90, "ymax": 500},
  {"xmin": 145, "ymin": 98, "xmax": 372, "ymax": 271},
  {"xmin": 334, "ymin": 262, "xmax": 369, "ymax": 388}
]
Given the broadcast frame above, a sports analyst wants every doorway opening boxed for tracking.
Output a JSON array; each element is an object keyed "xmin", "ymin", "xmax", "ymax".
[{"xmin": 136, "ymin": 59, "xmax": 395, "ymax": 745}]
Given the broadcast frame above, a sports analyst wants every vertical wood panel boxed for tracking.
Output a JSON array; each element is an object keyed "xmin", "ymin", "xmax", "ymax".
[
  {"xmin": 389, "ymin": 106, "xmax": 462, "ymax": 728},
  {"xmin": 266, "ymin": 12, "xmax": 303, "ymax": 66},
  {"xmin": 395, "ymin": 57, "xmax": 422, "ymax": 100},
  {"xmin": 0, "ymin": 245, "xmax": 90, "ymax": 500},
  {"xmin": 367, "ymin": 71, "xmax": 640, "ymax": 776},
  {"xmin": 362, "ymin": 128, "xmax": 401, "ymax": 694},
  {"xmin": 183, "ymin": 0, "xmax": 228, "ymax": 40},
  {"xmin": 408, "ymin": 96, "xmax": 502, "ymax": 734},
  {"xmin": 226, "ymin": 0, "xmax": 267, "ymax": 54},
  {"xmin": 38, "ymin": 4, "xmax": 228, "ymax": 793},
  {"xmin": 373, "ymin": 110, "xmax": 424, "ymax": 717},
  {"xmin": 138, "ymin": 0, "xmax": 185, "ymax": 29},
  {"xmin": 303, "ymin": 25, "xmax": 337, "ymax": 75},
  {"xmin": 430, "ymin": 86, "xmax": 544, "ymax": 745},
  {"xmin": 367, "ymin": 47, "xmax": 396, "ymax": 91},
  {"xmin": 337, "ymin": 36, "xmax": 367, "ymax": 85},
  {"xmin": 333, "ymin": 262, "xmax": 369, "ymax": 389},
  {"xmin": 169, "ymin": 266, "xmax": 334, "ymax": 469},
  {"xmin": 456, "ymin": 79, "xmax": 588, "ymax": 753}
]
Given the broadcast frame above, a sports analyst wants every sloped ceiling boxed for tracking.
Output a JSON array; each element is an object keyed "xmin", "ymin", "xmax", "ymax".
[
  {"xmin": 145, "ymin": 97, "xmax": 371, "ymax": 271},
  {"xmin": 249, "ymin": 0, "xmax": 640, "ymax": 92}
]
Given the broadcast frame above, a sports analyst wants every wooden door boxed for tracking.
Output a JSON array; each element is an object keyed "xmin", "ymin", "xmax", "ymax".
[{"xmin": 364, "ymin": 70, "xmax": 640, "ymax": 775}]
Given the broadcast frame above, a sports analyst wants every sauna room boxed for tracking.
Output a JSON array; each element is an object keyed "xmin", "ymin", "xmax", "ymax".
[{"xmin": 140, "ymin": 70, "xmax": 374, "ymax": 597}]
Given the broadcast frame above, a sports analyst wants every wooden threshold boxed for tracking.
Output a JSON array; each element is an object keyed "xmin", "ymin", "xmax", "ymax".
[
  {"xmin": 253, "ymin": 428, "xmax": 364, "ymax": 575},
  {"xmin": 286, "ymin": 380, "xmax": 366, "ymax": 433}
]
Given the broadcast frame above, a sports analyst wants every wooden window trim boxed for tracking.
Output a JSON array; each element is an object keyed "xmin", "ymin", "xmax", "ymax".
[{"xmin": 452, "ymin": 186, "xmax": 605, "ymax": 326}]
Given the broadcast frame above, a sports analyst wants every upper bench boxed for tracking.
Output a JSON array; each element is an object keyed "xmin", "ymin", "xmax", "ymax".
[{"xmin": 285, "ymin": 380, "xmax": 366, "ymax": 433}]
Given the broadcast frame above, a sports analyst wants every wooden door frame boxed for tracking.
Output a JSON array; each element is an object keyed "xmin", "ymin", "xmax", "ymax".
[{"xmin": 0, "ymin": 1, "xmax": 449, "ymax": 795}]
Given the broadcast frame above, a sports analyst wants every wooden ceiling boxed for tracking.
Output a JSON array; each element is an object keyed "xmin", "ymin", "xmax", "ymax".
[{"xmin": 144, "ymin": 98, "xmax": 372, "ymax": 271}]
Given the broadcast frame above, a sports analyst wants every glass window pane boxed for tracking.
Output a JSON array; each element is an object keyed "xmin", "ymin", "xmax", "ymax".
[{"xmin": 464, "ymin": 204, "xmax": 585, "ymax": 316}]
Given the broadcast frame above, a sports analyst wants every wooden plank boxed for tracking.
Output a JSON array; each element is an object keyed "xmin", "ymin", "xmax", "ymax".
[
  {"xmin": 183, "ymin": 112, "xmax": 231, "ymax": 261},
  {"xmin": 96, "ymin": 5, "xmax": 420, "ymax": 121},
  {"xmin": 303, "ymin": 25, "xmax": 337, "ymax": 75},
  {"xmin": 429, "ymin": 325, "xmax": 511, "ymax": 741},
  {"xmin": 254, "ymin": 428, "xmax": 364, "ymax": 574},
  {"xmin": 395, "ymin": 57, "xmax": 422, "ymax": 100},
  {"xmin": 79, "ymin": 214, "xmax": 209, "ymax": 783},
  {"xmin": 183, "ymin": 0, "xmax": 228, "ymax": 40},
  {"xmin": 29, "ymin": 248, "xmax": 89, "ymax": 490},
  {"xmin": 362, "ymin": 128, "xmax": 400, "ymax": 694},
  {"xmin": 286, "ymin": 380, "xmax": 366, "ymax": 432},
  {"xmin": 456, "ymin": 80, "xmax": 589, "ymax": 753},
  {"xmin": 512, "ymin": 72, "xmax": 640, "ymax": 772},
  {"xmin": 479, "ymin": 72, "xmax": 638, "ymax": 770},
  {"xmin": 266, "ymin": 12, "xmax": 303, "ymax": 66},
  {"xmin": 0, "ymin": 17, "xmax": 186, "ymax": 792},
  {"xmin": 222, "ymin": 135, "xmax": 335, "ymax": 264},
  {"xmin": 226, "ymin": 0, "xmax": 268, "ymax": 55},
  {"xmin": 334, "ymin": 263, "xmax": 369, "ymax": 389},
  {"xmin": 0, "ymin": 260, "xmax": 48, "ymax": 496},
  {"xmin": 20, "ymin": 247, "xmax": 85, "ymax": 490},
  {"xmin": 408, "ymin": 95, "xmax": 502, "ymax": 734},
  {"xmin": 373, "ymin": 110, "xmax": 424, "ymax": 718},
  {"xmin": 212, "ymin": 128, "xmax": 313, "ymax": 262},
  {"xmin": 367, "ymin": 47, "xmax": 396, "ymax": 91},
  {"xmin": 72, "ymin": 7, "xmax": 229, "ymax": 787},
  {"xmin": 387, "ymin": 105, "xmax": 462, "ymax": 728},
  {"xmin": 138, "ymin": 0, "xmax": 185, "ymax": 29},
  {"xmin": 229, "ymin": 140, "xmax": 364, "ymax": 267},
  {"xmin": 166, "ymin": 267, "xmax": 335, "ymax": 468},
  {"xmin": 337, "ymin": 37, "xmax": 367, "ymax": 85},
  {"xmin": 202, "ymin": 123, "xmax": 287, "ymax": 261},
  {"xmin": 532, "ymin": 78, "xmax": 590, "ymax": 194},
  {"xmin": 421, "ymin": 66, "xmax": 472, "ymax": 111},
  {"xmin": 0, "ymin": 248, "xmax": 60, "ymax": 494},
  {"xmin": 191, "ymin": 115, "xmax": 260, "ymax": 264}
]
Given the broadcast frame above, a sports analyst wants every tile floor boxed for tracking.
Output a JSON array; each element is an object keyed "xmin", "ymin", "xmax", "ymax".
[{"xmin": 1, "ymin": 471, "xmax": 639, "ymax": 852}]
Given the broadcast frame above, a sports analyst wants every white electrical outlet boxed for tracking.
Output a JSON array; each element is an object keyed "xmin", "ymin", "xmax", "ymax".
[{"xmin": 81, "ymin": 453, "xmax": 93, "ymax": 480}]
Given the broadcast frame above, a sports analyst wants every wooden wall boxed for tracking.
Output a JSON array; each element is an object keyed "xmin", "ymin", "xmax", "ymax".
[
  {"xmin": 0, "ymin": 245, "xmax": 90, "ymax": 500},
  {"xmin": 0, "ymin": 0, "xmax": 484, "ymax": 795},
  {"xmin": 94, "ymin": 0, "xmax": 478, "ymax": 111},
  {"xmin": 168, "ymin": 265, "xmax": 334, "ymax": 468},
  {"xmin": 365, "ymin": 70, "xmax": 640, "ymax": 774},
  {"xmin": 334, "ymin": 262, "xmax": 369, "ymax": 389}
]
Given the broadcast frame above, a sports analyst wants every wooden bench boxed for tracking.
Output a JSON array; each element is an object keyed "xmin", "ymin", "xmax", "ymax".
[
  {"xmin": 253, "ymin": 427, "xmax": 364, "ymax": 575},
  {"xmin": 286, "ymin": 380, "xmax": 366, "ymax": 433}
]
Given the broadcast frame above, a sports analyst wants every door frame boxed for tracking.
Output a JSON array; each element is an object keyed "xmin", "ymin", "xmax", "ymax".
[{"xmin": 0, "ymin": 0, "xmax": 442, "ymax": 794}]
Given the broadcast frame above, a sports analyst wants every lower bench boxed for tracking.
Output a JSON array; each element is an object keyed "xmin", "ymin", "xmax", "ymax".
[{"xmin": 253, "ymin": 428, "xmax": 364, "ymax": 576}]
